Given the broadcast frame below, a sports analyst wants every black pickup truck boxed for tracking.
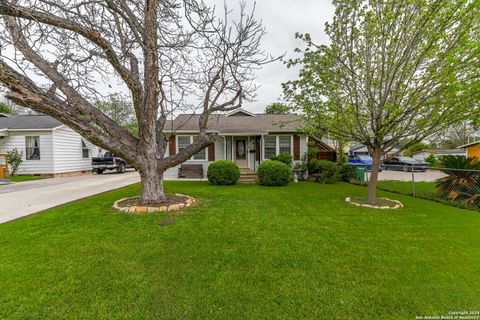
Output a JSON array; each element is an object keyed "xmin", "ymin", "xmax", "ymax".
[{"xmin": 91, "ymin": 152, "xmax": 131, "ymax": 174}]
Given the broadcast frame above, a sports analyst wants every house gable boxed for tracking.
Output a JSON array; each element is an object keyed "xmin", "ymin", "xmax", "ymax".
[{"xmin": 226, "ymin": 109, "xmax": 256, "ymax": 117}]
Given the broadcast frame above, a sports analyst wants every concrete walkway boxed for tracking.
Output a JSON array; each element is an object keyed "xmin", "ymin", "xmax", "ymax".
[{"xmin": 0, "ymin": 171, "xmax": 140, "ymax": 224}]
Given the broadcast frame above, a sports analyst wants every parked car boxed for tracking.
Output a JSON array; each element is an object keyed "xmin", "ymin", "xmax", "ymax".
[
  {"xmin": 384, "ymin": 156, "xmax": 428, "ymax": 172},
  {"xmin": 348, "ymin": 155, "xmax": 384, "ymax": 171},
  {"xmin": 91, "ymin": 152, "xmax": 133, "ymax": 174}
]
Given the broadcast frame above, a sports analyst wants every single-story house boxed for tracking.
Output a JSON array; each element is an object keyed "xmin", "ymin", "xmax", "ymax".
[
  {"xmin": 0, "ymin": 115, "xmax": 101, "ymax": 176},
  {"xmin": 411, "ymin": 149, "xmax": 466, "ymax": 161},
  {"xmin": 163, "ymin": 109, "xmax": 309, "ymax": 179},
  {"xmin": 458, "ymin": 141, "xmax": 480, "ymax": 160}
]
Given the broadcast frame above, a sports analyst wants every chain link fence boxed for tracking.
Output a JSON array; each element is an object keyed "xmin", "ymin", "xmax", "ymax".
[{"xmin": 357, "ymin": 164, "xmax": 480, "ymax": 210}]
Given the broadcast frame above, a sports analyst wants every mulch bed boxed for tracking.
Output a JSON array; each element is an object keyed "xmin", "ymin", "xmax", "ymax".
[{"xmin": 116, "ymin": 194, "xmax": 187, "ymax": 208}]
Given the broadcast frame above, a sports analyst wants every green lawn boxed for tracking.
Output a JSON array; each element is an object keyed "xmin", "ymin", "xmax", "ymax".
[
  {"xmin": 6, "ymin": 175, "xmax": 46, "ymax": 183},
  {"xmin": 377, "ymin": 180, "xmax": 436, "ymax": 198},
  {"xmin": 1, "ymin": 182, "xmax": 479, "ymax": 319}
]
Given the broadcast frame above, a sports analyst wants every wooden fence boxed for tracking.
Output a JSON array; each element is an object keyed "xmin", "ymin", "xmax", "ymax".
[{"xmin": 0, "ymin": 153, "xmax": 8, "ymax": 178}]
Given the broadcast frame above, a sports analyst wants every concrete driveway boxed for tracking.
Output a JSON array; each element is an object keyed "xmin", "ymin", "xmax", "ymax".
[
  {"xmin": 376, "ymin": 169, "xmax": 447, "ymax": 182},
  {"xmin": 0, "ymin": 171, "xmax": 140, "ymax": 224}
]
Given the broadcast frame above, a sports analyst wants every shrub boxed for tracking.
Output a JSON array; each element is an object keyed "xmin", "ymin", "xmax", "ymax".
[
  {"xmin": 207, "ymin": 160, "xmax": 240, "ymax": 185},
  {"xmin": 257, "ymin": 160, "xmax": 291, "ymax": 186},
  {"xmin": 313, "ymin": 160, "xmax": 339, "ymax": 184},
  {"xmin": 270, "ymin": 153, "xmax": 293, "ymax": 167},
  {"xmin": 338, "ymin": 163, "xmax": 357, "ymax": 182},
  {"xmin": 424, "ymin": 153, "xmax": 438, "ymax": 167},
  {"xmin": 7, "ymin": 148, "xmax": 23, "ymax": 176},
  {"xmin": 293, "ymin": 153, "xmax": 308, "ymax": 180},
  {"xmin": 436, "ymin": 156, "xmax": 480, "ymax": 207}
]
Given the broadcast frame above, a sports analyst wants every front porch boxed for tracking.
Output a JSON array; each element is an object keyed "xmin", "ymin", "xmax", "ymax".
[{"xmin": 223, "ymin": 135, "xmax": 262, "ymax": 171}]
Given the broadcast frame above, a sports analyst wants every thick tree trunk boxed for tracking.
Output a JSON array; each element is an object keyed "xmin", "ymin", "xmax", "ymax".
[
  {"xmin": 139, "ymin": 163, "xmax": 166, "ymax": 204},
  {"xmin": 367, "ymin": 147, "xmax": 382, "ymax": 204}
]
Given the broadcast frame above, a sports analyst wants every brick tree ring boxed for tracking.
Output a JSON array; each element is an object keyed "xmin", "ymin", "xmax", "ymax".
[
  {"xmin": 345, "ymin": 197, "xmax": 404, "ymax": 210},
  {"xmin": 112, "ymin": 194, "xmax": 196, "ymax": 213}
]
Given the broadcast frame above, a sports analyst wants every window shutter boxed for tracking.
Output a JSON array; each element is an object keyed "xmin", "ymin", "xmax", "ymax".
[
  {"xmin": 293, "ymin": 135, "xmax": 300, "ymax": 160},
  {"xmin": 169, "ymin": 135, "xmax": 176, "ymax": 156},
  {"xmin": 208, "ymin": 143, "xmax": 215, "ymax": 161}
]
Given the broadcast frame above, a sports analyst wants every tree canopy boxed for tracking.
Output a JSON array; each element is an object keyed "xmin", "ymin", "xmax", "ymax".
[
  {"xmin": 264, "ymin": 102, "xmax": 290, "ymax": 114},
  {"xmin": 0, "ymin": 101, "xmax": 16, "ymax": 115},
  {"xmin": 284, "ymin": 0, "xmax": 480, "ymax": 203}
]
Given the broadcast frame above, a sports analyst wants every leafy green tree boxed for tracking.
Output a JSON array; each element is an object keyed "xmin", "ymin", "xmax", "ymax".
[
  {"xmin": 284, "ymin": 0, "xmax": 480, "ymax": 204},
  {"xmin": 405, "ymin": 142, "xmax": 431, "ymax": 157},
  {"xmin": 264, "ymin": 102, "xmax": 290, "ymax": 114},
  {"xmin": 94, "ymin": 95, "xmax": 138, "ymax": 136}
]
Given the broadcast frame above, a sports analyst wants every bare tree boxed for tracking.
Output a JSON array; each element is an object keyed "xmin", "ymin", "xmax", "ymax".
[{"xmin": 0, "ymin": 0, "xmax": 271, "ymax": 203}]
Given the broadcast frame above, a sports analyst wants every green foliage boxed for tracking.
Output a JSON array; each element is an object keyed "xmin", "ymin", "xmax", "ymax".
[
  {"xmin": 257, "ymin": 160, "xmax": 291, "ymax": 186},
  {"xmin": 264, "ymin": 102, "xmax": 290, "ymax": 114},
  {"xmin": 312, "ymin": 160, "xmax": 339, "ymax": 184},
  {"xmin": 404, "ymin": 142, "xmax": 431, "ymax": 157},
  {"xmin": 293, "ymin": 153, "xmax": 309, "ymax": 180},
  {"xmin": 283, "ymin": 0, "xmax": 480, "ymax": 202},
  {"xmin": 338, "ymin": 163, "xmax": 357, "ymax": 182},
  {"xmin": 95, "ymin": 94, "xmax": 138, "ymax": 136},
  {"xmin": 207, "ymin": 160, "xmax": 240, "ymax": 185},
  {"xmin": 6, "ymin": 148, "xmax": 23, "ymax": 176},
  {"xmin": 436, "ymin": 156, "xmax": 480, "ymax": 208},
  {"xmin": 424, "ymin": 154, "xmax": 438, "ymax": 167},
  {"xmin": 0, "ymin": 102, "xmax": 15, "ymax": 115},
  {"xmin": 307, "ymin": 140, "xmax": 319, "ymax": 159},
  {"xmin": 439, "ymin": 155, "xmax": 480, "ymax": 170},
  {"xmin": 270, "ymin": 153, "xmax": 293, "ymax": 167}
]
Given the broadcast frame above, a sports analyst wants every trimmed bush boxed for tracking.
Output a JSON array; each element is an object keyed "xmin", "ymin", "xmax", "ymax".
[
  {"xmin": 257, "ymin": 160, "xmax": 291, "ymax": 186},
  {"xmin": 270, "ymin": 153, "xmax": 293, "ymax": 167},
  {"xmin": 338, "ymin": 163, "xmax": 357, "ymax": 182},
  {"xmin": 207, "ymin": 160, "xmax": 240, "ymax": 185},
  {"xmin": 313, "ymin": 160, "xmax": 339, "ymax": 184}
]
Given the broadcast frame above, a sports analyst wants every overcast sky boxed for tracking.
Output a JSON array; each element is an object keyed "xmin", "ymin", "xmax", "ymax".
[
  {"xmin": 1, "ymin": 1, "xmax": 335, "ymax": 115},
  {"xmin": 210, "ymin": 0, "xmax": 335, "ymax": 113}
]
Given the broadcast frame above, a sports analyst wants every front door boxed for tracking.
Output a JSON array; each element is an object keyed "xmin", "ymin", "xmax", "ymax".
[{"xmin": 235, "ymin": 138, "xmax": 248, "ymax": 168}]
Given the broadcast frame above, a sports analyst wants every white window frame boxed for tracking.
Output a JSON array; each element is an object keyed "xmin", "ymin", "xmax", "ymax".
[
  {"xmin": 25, "ymin": 136, "xmax": 41, "ymax": 161},
  {"xmin": 81, "ymin": 139, "xmax": 90, "ymax": 159},
  {"xmin": 176, "ymin": 135, "xmax": 207, "ymax": 161},
  {"xmin": 264, "ymin": 135, "xmax": 293, "ymax": 159},
  {"xmin": 264, "ymin": 135, "xmax": 277, "ymax": 159},
  {"xmin": 278, "ymin": 135, "xmax": 293, "ymax": 155}
]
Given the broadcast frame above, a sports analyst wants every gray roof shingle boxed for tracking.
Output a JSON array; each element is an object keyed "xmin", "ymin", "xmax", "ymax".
[
  {"xmin": 0, "ymin": 115, "xmax": 63, "ymax": 130},
  {"xmin": 165, "ymin": 113, "xmax": 305, "ymax": 134}
]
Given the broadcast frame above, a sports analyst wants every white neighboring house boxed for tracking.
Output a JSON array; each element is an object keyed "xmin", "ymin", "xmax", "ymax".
[
  {"xmin": 411, "ymin": 149, "xmax": 466, "ymax": 161},
  {"xmin": 163, "ymin": 109, "xmax": 309, "ymax": 179},
  {"xmin": 0, "ymin": 115, "xmax": 101, "ymax": 176}
]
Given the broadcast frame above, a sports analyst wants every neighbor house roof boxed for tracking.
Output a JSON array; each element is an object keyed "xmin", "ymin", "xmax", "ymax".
[
  {"xmin": 458, "ymin": 141, "xmax": 480, "ymax": 149},
  {"xmin": 412, "ymin": 149, "xmax": 466, "ymax": 155},
  {"xmin": 0, "ymin": 115, "xmax": 63, "ymax": 130},
  {"xmin": 165, "ymin": 110, "xmax": 305, "ymax": 134}
]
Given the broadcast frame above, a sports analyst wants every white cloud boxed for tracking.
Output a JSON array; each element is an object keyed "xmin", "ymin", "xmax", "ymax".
[{"xmin": 210, "ymin": 0, "xmax": 335, "ymax": 112}]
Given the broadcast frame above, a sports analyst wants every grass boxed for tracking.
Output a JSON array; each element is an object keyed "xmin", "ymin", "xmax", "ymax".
[
  {"xmin": 6, "ymin": 175, "xmax": 46, "ymax": 183},
  {"xmin": 376, "ymin": 180, "xmax": 436, "ymax": 198},
  {"xmin": 1, "ymin": 181, "xmax": 480, "ymax": 319}
]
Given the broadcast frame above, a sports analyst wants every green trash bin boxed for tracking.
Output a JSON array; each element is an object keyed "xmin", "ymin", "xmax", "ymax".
[{"xmin": 356, "ymin": 166, "xmax": 366, "ymax": 182}]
